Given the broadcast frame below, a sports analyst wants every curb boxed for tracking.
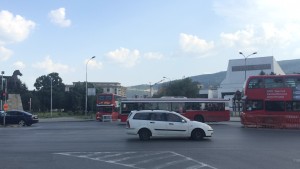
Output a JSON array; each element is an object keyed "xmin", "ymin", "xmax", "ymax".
[{"xmin": 39, "ymin": 118, "xmax": 95, "ymax": 123}]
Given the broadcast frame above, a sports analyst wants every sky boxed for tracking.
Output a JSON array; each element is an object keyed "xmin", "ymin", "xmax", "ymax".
[{"xmin": 1, "ymin": 0, "xmax": 300, "ymax": 90}]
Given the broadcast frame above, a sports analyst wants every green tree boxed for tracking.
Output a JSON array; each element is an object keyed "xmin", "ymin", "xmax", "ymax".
[
  {"xmin": 34, "ymin": 72, "xmax": 65, "ymax": 111},
  {"xmin": 64, "ymin": 82, "xmax": 100, "ymax": 115},
  {"xmin": 153, "ymin": 78, "xmax": 200, "ymax": 98},
  {"xmin": 64, "ymin": 82, "xmax": 85, "ymax": 113}
]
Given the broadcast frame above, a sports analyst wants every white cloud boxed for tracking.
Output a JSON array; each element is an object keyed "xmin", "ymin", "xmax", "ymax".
[
  {"xmin": 49, "ymin": 8, "xmax": 71, "ymax": 27},
  {"xmin": 0, "ymin": 10, "xmax": 35, "ymax": 45},
  {"xmin": 13, "ymin": 61, "xmax": 26, "ymax": 69},
  {"xmin": 84, "ymin": 59, "xmax": 103, "ymax": 69},
  {"xmin": 214, "ymin": 0, "xmax": 300, "ymax": 49},
  {"xmin": 144, "ymin": 52, "xmax": 163, "ymax": 60},
  {"xmin": 0, "ymin": 46, "xmax": 13, "ymax": 61},
  {"xmin": 220, "ymin": 23, "xmax": 300, "ymax": 50},
  {"xmin": 254, "ymin": 0, "xmax": 300, "ymax": 23},
  {"xmin": 214, "ymin": 0, "xmax": 300, "ymax": 41},
  {"xmin": 106, "ymin": 47, "xmax": 140, "ymax": 68},
  {"xmin": 179, "ymin": 33, "xmax": 214, "ymax": 55},
  {"xmin": 220, "ymin": 26, "xmax": 255, "ymax": 47},
  {"xmin": 32, "ymin": 56, "xmax": 74, "ymax": 73}
]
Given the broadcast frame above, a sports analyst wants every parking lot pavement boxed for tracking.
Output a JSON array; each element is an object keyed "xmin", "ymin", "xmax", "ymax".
[
  {"xmin": 1, "ymin": 116, "xmax": 240, "ymax": 128},
  {"xmin": 0, "ymin": 117, "xmax": 94, "ymax": 127},
  {"xmin": 230, "ymin": 116, "xmax": 240, "ymax": 122}
]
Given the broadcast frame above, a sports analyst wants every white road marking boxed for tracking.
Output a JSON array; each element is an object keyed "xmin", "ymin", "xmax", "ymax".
[
  {"xmin": 293, "ymin": 159, "xmax": 300, "ymax": 163},
  {"xmin": 54, "ymin": 151, "xmax": 218, "ymax": 169}
]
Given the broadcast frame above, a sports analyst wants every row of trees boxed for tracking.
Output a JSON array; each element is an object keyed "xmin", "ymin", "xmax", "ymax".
[
  {"xmin": 153, "ymin": 78, "xmax": 201, "ymax": 98},
  {"xmin": 9, "ymin": 72, "xmax": 99, "ymax": 114},
  {"xmin": 10, "ymin": 72, "xmax": 202, "ymax": 113}
]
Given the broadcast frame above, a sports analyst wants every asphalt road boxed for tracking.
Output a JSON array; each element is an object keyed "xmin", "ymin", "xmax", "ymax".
[{"xmin": 0, "ymin": 121, "xmax": 300, "ymax": 169}]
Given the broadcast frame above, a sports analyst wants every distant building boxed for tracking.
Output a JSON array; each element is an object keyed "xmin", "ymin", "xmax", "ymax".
[
  {"xmin": 65, "ymin": 82, "xmax": 127, "ymax": 97},
  {"xmin": 218, "ymin": 56, "xmax": 285, "ymax": 99},
  {"xmin": 199, "ymin": 89, "xmax": 218, "ymax": 98}
]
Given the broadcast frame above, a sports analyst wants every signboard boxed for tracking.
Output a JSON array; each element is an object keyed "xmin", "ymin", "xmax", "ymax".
[
  {"xmin": 265, "ymin": 89, "xmax": 292, "ymax": 101},
  {"xmin": 232, "ymin": 64, "xmax": 271, "ymax": 72},
  {"xmin": 88, "ymin": 88, "xmax": 96, "ymax": 96}
]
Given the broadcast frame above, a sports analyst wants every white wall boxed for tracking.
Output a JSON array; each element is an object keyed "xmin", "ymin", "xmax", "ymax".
[{"xmin": 218, "ymin": 56, "xmax": 285, "ymax": 98}]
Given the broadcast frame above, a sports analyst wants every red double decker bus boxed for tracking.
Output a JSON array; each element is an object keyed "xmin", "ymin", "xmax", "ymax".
[
  {"xmin": 95, "ymin": 93, "xmax": 122, "ymax": 121},
  {"xmin": 118, "ymin": 97, "xmax": 230, "ymax": 123},
  {"xmin": 241, "ymin": 74, "xmax": 300, "ymax": 128}
]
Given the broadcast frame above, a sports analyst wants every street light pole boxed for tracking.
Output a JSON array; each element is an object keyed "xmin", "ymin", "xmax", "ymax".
[
  {"xmin": 1, "ymin": 71, "xmax": 4, "ymax": 111},
  {"xmin": 239, "ymin": 52, "xmax": 257, "ymax": 80},
  {"xmin": 85, "ymin": 56, "xmax": 96, "ymax": 116},
  {"xmin": 50, "ymin": 77, "xmax": 52, "ymax": 118}
]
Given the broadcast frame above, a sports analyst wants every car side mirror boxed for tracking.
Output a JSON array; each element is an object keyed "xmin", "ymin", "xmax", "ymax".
[{"xmin": 181, "ymin": 119, "xmax": 187, "ymax": 123}]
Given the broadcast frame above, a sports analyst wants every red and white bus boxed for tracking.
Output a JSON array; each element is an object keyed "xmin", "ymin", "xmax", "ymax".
[
  {"xmin": 241, "ymin": 74, "xmax": 300, "ymax": 128},
  {"xmin": 95, "ymin": 93, "xmax": 122, "ymax": 121},
  {"xmin": 118, "ymin": 97, "xmax": 230, "ymax": 123}
]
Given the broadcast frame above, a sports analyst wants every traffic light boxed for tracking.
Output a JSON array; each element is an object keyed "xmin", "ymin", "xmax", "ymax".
[{"xmin": 1, "ymin": 91, "xmax": 5, "ymax": 101}]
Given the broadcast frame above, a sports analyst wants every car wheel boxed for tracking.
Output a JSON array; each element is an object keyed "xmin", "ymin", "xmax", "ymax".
[
  {"xmin": 138, "ymin": 129, "xmax": 151, "ymax": 141},
  {"xmin": 18, "ymin": 120, "xmax": 26, "ymax": 127},
  {"xmin": 26, "ymin": 123, "xmax": 32, "ymax": 126},
  {"xmin": 194, "ymin": 115, "xmax": 204, "ymax": 123},
  {"xmin": 191, "ymin": 129, "xmax": 204, "ymax": 140}
]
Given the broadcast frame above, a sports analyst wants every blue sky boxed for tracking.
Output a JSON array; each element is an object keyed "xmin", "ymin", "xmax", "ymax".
[{"xmin": 1, "ymin": 0, "xmax": 300, "ymax": 90}]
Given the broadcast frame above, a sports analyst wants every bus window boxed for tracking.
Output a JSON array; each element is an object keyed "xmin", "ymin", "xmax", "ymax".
[
  {"xmin": 143, "ymin": 103, "xmax": 153, "ymax": 110},
  {"xmin": 171, "ymin": 102, "xmax": 185, "ymax": 113},
  {"xmin": 287, "ymin": 101, "xmax": 300, "ymax": 111},
  {"xmin": 99, "ymin": 95, "xmax": 112, "ymax": 101},
  {"xmin": 217, "ymin": 103, "xmax": 225, "ymax": 111},
  {"xmin": 157, "ymin": 102, "xmax": 171, "ymax": 111},
  {"xmin": 245, "ymin": 100, "xmax": 263, "ymax": 111},
  {"xmin": 204, "ymin": 103, "xmax": 217, "ymax": 111},
  {"xmin": 248, "ymin": 78, "xmax": 264, "ymax": 89},
  {"xmin": 293, "ymin": 101, "xmax": 300, "ymax": 111},
  {"xmin": 121, "ymin": 103, "xmax": 139, "ymax": 114},
  {"xmin": 265, "ymin": 101, "xmax": 285, "ymax": 111},
  {"xmin": 265, "ymin": 78, "xmax": 284, "ymax": 88},
  {"xmin": 185, "ymin": 102, "xmax": 201, "ymax": 110},
  {"xmin": 97, "ymin": 106, "xmax": 113, "ymax": 113},
  {"xmin": 285, "ymin": 78, "xmax": 297, "ymax": 88}
]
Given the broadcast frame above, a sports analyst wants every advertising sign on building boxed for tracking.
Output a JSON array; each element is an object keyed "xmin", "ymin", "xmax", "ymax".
[{"xmin": 88, "ymin": 88, "xmax": 96, "ymax": 96}]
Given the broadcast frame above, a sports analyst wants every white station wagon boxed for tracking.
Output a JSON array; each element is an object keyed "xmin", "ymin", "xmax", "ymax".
[{"xmin": 126, "ymin": 110, "xmax": 213, "ymax": 141}]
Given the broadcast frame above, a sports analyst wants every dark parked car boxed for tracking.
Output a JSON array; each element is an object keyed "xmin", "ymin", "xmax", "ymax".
[{"xmin": 0, "ymin": 110, "xmax": 39, "ymax": 126}]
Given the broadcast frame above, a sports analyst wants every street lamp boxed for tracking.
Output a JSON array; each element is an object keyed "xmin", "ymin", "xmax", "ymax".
[
  {"xmin": 149, "ymin": 79, "xmax": 165, "ymax": 97},
  {"xmin": 163, "ymin": 76, "xmax": 171, "ymax": 83},
  {"xmin": 85, "ymin": 56, "xmax": 96, "ymax": 116},
  {"xmin": 239, "ymin": 51, "xmax": 257, "ymax": 80}
]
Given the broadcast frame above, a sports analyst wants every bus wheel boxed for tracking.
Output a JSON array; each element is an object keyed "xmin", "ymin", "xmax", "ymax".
[
  {"xmin": 194, "ymin": 115, "xmax": 204, "ymax": 123},
  {"xmin": 138, "ymin": 128, "xmax": 151, "ymax": 141}
]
